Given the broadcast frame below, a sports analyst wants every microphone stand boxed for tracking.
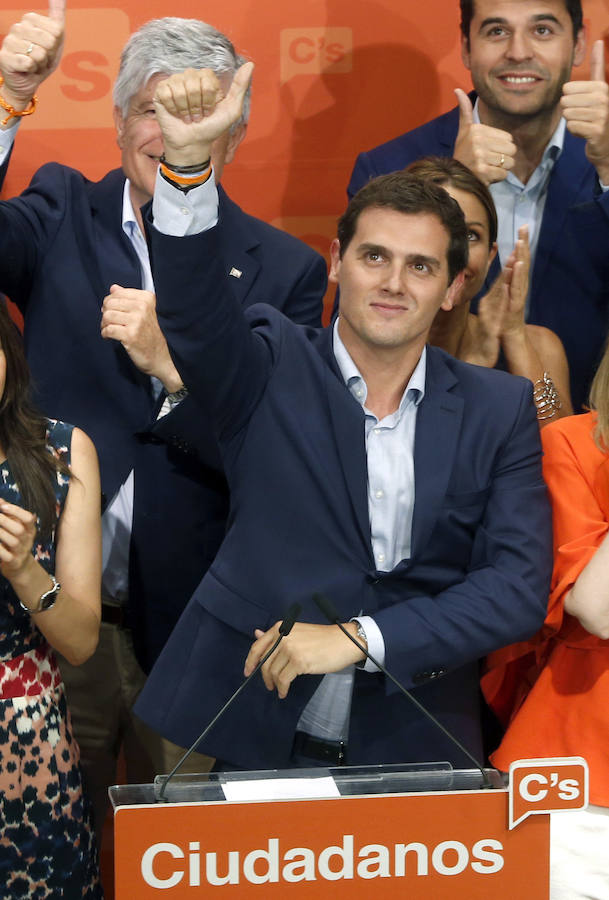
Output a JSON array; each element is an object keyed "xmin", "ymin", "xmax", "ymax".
[{"xmin": 158, "ymin": 602, "xmax": 301, "ymax": 802}]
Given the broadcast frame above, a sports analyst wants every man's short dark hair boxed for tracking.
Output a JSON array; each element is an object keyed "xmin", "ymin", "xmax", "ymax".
[
  {"xmin": 459, "ymin": 0, "xmax": 583, "ymax": 44},
  {"xmin": 338, "ymin": 173, "xmax": 468, "ymax": 284}
]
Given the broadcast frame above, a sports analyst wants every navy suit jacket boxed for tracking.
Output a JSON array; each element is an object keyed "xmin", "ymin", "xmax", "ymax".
[
  {"xmin": 0, "ymin": 160, "xmax": 326, "ymax": 671},
  {"xmin": 348, "ymin": 102, "xmax": 609, "ymax": 412},
  {"xmin": 135, "ymin": 219, "xmax": 552, "ymax": 771}
]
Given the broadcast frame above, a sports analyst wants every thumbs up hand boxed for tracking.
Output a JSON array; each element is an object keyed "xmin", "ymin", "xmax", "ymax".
[
  {"xmin": 561, "ymin": 40, "xmax": 609, "ymax": 183},
  {"xmin": 0, "ymin": 0, "xmax": 66, "ymax": 115},
  {"xmin": 453, "ymin": 88, "xmax": 516, "ymax": 184}
]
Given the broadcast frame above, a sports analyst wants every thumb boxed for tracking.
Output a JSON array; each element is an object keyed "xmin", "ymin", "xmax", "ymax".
[
  {"xmin": 590, "ymin": 39, "xmax": 606, "ymax": 83},
  {"xmin": 225, "ymin": 60, "xmax": 254, "ymax": 110},
  {"xmin": 455, "ymin": 88, "xmax": 474, "ymax": 126},
  {"xmin": 48, "ymin": 0, "xmax": 66, "ymax": 23}
]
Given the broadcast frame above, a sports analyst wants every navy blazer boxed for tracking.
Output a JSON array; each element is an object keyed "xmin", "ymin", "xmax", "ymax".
[
  {"xmin": 135, "ymin": 220, "xmax": 552, "ymax": 771},
  {"xmin": 348, "ymin": 102, "xmax": 609, "ymax": 412},
  {"xmin": 0, "ymin": 160, "xmax": 327, "ymax": 671}
]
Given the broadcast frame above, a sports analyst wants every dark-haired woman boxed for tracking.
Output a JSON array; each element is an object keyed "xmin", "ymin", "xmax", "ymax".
[
  {"xmin": 407, "ymin": 156, "xmax": 572, "ymax": 424},
  {"xmin": 0, "ymin": 302, "xmax": 102, "ymax": 897}
]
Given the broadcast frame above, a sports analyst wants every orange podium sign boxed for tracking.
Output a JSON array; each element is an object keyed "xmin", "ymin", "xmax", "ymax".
[{"xmin": 114, "ymin": 782, "xmax": 550, "ymax": 898}]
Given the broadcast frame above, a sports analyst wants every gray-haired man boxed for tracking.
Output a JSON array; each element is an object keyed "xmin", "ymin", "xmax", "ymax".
[{"xmin": 0, "ymin": 7, "xmax": 325, "ymax": 845}]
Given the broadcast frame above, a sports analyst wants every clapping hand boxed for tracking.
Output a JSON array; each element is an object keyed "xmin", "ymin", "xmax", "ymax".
[{"xmin": 0, "ymin": 500, "xmax": 36, "ymax": 581}]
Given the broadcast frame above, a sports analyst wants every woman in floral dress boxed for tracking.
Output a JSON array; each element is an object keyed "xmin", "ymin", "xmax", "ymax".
[{"xmin": 0, "ymin": 301, "xmax": 102, "ymax": 898}]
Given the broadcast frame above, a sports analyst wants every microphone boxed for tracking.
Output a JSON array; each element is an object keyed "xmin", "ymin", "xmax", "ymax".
[
  {"xmin": 158, "ymin": 601, "xmax": 302, "ymax": 801},
  {"xmin": 313, "ymin": 593, "xmax": 493, "ymax": 790}
]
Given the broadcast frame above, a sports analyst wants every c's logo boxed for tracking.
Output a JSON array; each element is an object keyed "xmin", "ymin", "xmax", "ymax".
[
  {"xmin": 509, "ymin": 758, "xmax": 588, "ymax": 829},
  {"xmin": 280, "ymin": 28, "xmax": 352, "ymax": 84},
  {"xmin": 0, "ymin": 9, "xmax": 130, "ymax": 128}
]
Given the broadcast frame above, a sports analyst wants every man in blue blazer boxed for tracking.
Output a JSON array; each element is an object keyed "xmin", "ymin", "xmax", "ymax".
[
  {"xmin": 349, "ymin": 0, "xmax": 609, "ymax": 413},
  {"xmin": 135, "ymin": 66, "xmax": 552, "ymax": 771},
  {"xmin": 0, "ymin": 10, "xmax": 325, "ymax": 833}
]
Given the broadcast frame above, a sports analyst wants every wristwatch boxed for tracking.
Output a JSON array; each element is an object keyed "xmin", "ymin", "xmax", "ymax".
[
  {"xmin": 19, "ymin": 574, "xmax": 61, "ymax": 615},
  {"xmin": 354, "ymin": 620, "xmax": 367, "ymax": 669},
  {"xmin": 166, "ymin": 386, "xmax": 189, "ymax": 404}
]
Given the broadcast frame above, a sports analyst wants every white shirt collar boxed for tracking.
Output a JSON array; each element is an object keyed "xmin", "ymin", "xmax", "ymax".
[
  {"xmin": 121, "ymin": 179, "xmax": 142, "ymax": 236},
  {"xmin": 332, "ymin": 318, "xmax": 426, "ymax": 412}
]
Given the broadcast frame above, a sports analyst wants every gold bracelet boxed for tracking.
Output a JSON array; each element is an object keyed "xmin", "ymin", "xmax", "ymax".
[{"xmin": 0, "ymin": 74, "xmax": 37, "ymax": 126}]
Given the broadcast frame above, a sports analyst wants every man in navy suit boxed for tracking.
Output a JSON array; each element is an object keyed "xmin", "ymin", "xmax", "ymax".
[
  {"xmin": 349, "ymin": 0, "xmax": 609, "ymax": 413},
  {"xmin": 0, "ymin": 9, "xmax": 325, "ymax": 835},
  {"xmin": 134, "ymin": 66, "xmax": 552, "ymax": 771}
]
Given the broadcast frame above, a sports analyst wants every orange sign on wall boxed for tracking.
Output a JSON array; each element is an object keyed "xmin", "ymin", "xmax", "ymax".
[
  {"xmin": 4, "ymin": 0, "xmax": 609, "ymax": 316},
  {"xmin": 114, "ymin": 789, "xmax": 549, "ymax": 898},
  {"xmin": 279, "ymin": 27, "xmax": 352, "ymax": 84}
]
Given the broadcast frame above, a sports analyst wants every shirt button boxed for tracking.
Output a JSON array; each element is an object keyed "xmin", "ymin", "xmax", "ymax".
[
  {"xmin": 377, "ymin": 553, "xmax": 385, "ymax": 563},
  {"xmin": 373, "ymin": 428, "xmax": 381, "ymax": 435},
  {"xmin": 356, "ymin": 389, "xmax": 364, "ymax": 398},
  {"xmin": 374, "ymin": 489, "xmax": 384, "ymax": 499},
  {"xmin": 180, "ymin": 206, "xmax": 191, "ymax": 216}
]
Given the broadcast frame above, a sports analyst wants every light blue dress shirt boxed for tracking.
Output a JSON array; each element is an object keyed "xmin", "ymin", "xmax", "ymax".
[
  {"xmin": 473, "ymin": 101, "xmax": 564, "ymax": 306},
  {"xmin": 296, "ymin": 323, "xmax": 426, "ymax": 741}
]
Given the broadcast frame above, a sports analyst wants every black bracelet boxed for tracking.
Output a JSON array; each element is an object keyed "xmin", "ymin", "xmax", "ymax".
[
  {"xmin": 159, "ymin": 168, "xmax": 200, "ymax": 193},
  {"xmin": 160, "ymin": 154, "xmax": 211, "ymax": 174}
]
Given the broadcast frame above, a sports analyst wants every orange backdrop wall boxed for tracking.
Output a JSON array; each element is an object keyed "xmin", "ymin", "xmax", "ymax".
[{"xmin": 2, "ymin": 0, "xmax": 609, "ymax": 321}]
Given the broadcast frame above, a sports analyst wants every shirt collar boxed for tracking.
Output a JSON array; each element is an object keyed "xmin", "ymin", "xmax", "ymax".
[
  {"xmin": 121, "ymin": 179, "xmax": 142, "ymax": 238},
  {"xmin": 332, "ymin": 318, "xmax": 426, "ymax": 413}
]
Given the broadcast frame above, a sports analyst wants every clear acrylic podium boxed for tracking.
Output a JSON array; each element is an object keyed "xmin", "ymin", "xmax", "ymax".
[{"xmin": 110, "ymin": 762, "xmax": 550, "ymax": 898}]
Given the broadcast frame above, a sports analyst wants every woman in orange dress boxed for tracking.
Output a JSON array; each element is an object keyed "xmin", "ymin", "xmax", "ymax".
[{"xmin": 484, "ymin": 347, "xmax": 609, "ymax": 899}]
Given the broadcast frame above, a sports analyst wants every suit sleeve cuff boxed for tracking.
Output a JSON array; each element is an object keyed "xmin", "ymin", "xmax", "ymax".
[
  {"xmin": 352, "ymin": 615, "xmax": 385, "ymax": 672},
  {"xmin": 152, "ymin": 165, "xmax": 219, "ymax": 236},
  {"xmin": 0, "ymin": 118, "xmax": 18, "ymax": 163}
]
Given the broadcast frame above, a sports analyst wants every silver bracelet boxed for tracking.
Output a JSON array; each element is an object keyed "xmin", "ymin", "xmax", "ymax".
[{"xmin": 533, "ymin": 372, "xmax": 561, "ymax": 421}]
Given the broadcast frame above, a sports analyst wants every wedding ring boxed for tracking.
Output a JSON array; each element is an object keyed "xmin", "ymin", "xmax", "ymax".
[
  {"xmin": 25, "ymin": 43, "xmax": 34, "ymax": 55},
  {"xmin": 499, "ymin": 153, "xmax": 505, "ymax": 168}
]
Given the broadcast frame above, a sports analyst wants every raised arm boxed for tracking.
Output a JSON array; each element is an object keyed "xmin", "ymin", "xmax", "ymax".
[
  {"xmin": 153, "ymin": 63, "xmax": 254, "ymax": 171},
  {"xmin": 453, "ymin": 88, "xmax": 516, "ymax": 185},
  {"xmin": 0, "ymin": 427, "xmax": 101, "ymax": 664},
  {"xmin": 0, "ymin": 1, "xmax": 68, "ymax": 304},
  {"xmin": 149, "ymin": 64, "xmax": 281, "ymax": 442},
  {"xmin": 561, "ymin": 40, "xmax": 609, "ymax": 187},
  {"xmin": 0, "ymin": 0, "xmax": 65, "ymax": 129}
]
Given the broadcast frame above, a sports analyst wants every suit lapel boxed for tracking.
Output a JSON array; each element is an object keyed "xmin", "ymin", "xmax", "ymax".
[
  {"xmin": 217, "ymin": 186, "xmax": 261, "ymax": 306},
  {"xmin": 411, "ymin": 348, "xmax": 463, "ymax": 559},
  {"xmin": 88, "ymin": 169, "xmax": 143, "ymax": 299},
  {"xmin": 317, "ymin": 330, "xmax": 373, "ymax": 559},
  {"xmin": 439, "ymin": 100, "xmax": 462, "ymax": 152},
  {"xmin": 529, "ymin": 133, "xmax": 591, "ymax": 316},
  {"xmin": 87, "ymin": 170, "xmax": 157, "ymax": 403}
]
